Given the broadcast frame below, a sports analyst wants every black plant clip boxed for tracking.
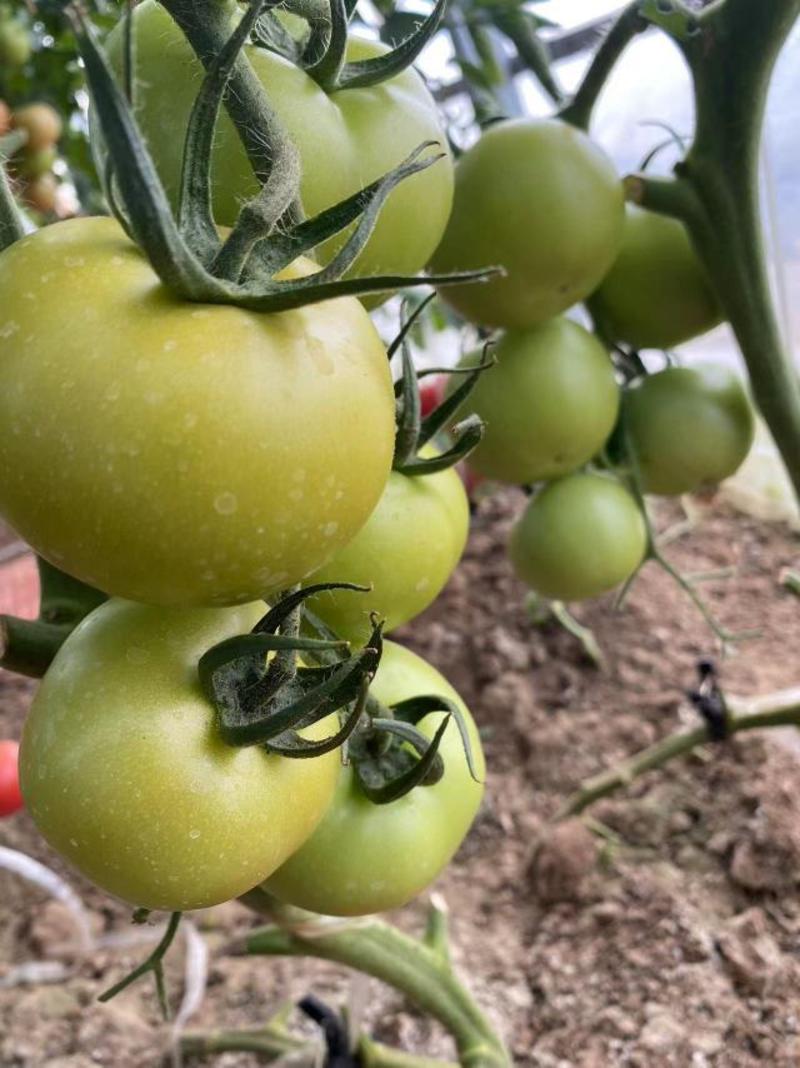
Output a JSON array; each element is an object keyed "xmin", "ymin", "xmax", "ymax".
[
  {"xmin": 198, "ymin": 584, "xmax": 382, "ymax": 757},
  {"xmin": 687, "ymin": 657, "xmax": 729, "ymax": 741},
  {"xmin": 390, "ymin": 300, "xmax": 495, "ymax": 476}
]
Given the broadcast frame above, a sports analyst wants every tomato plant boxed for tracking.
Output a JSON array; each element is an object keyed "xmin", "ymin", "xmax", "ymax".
[
  {"xmin": 509, "ymin": 473, "xmax": 647, "ymax": 601},
  {"xmin": 457, "ymin": 318, "xmax": 620, "ymax": 485},
  {"xmin": 0, "ymin": 740, "xmax": 23, "ymax": 817},
  {"xmin": 429, "ymin": 118, "xmax": 625, "ymax": 329},
  {"xmin": 19, "ymin": 599, "xmax": 340, "ymax": 911},
  {"xmin": 0, "ymin": 216, "xmax": 395, "ymax": 606},
  {"xmin": 623, "ymin": 364, "xmax": 755, "ymax": 495},
  {"xmin": 264, "ymin": 639, "xmax": 484, "ymax": 916},
  {"xmin": 98, "ymin": 0, "xmax": 453, "ymax": 289},
  {"xmin": 304, "ymin": 460, "xmax": 469, "ymax": 643},
  {"xmin": 591, "ymin": 205, "xmax": 722, "ymax": 349}
]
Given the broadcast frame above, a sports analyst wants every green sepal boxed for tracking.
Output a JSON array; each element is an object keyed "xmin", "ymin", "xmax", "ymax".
[
  {"xmin": 305, "ymin": 0, "xmax": 349, "ymax": 90},
  {"xmin": 386, "ymin": 292, "xmax": 436, "ymax": 360},
  {"xmin": 200, "ymin": 620, "xmax": 383, "ymax": 748},
  {"xmin": 263, "ymin": 674, "xmax": 370, "ymax": 758},
  {"xmin": 254, "ymin": 582, "xmax": 369, "ymax": 637},
  {"xmin": 336, "ymin": 0, "xmax": 448, "ymax": 90},
  {"xmin": 246, "ymin": 142, "xmax": 444, "ymax": 284},
  {"xmin": 494, "ymin": 9, "xmax": 564, "ymax": 105},
  {"xmin": 0, "ymin": 160, "xmax": 26, "ymax": 253},
  {"xmin": 177, "ymin": 0, "xmax": 269, "ymax": 263},
  {"xmin": 352, "ymin": 716, "xmax": 450, "ymax": 804},
  {"xmin": 392, "ymin": 336, "xmax": 423, "ymax": 469},
  {"xmin": 390, "ymin": 694, "xmax": 483, "ymax": 784},
  {"xmin": 252, "ymin": 9, "xmax": 304, "ymax": 62},
  {"xmin": 417, "ymin": 346, "xmax": 494, "ymax": 447},
  {"xmin": 395, "ymin": 413, "xmax": 485, "ymax": 476}
]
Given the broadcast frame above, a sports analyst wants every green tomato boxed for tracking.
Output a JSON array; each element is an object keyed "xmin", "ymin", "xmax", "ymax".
[
  {"xmin": 509, "ymin": 473, "xmax": 647, "ymax": 601},
  {"xmin": 19, "ymin": 600, "xmax": 340, "ymax": 911},
  {"xmin": 98, "ymin": 0, "xmax": 453, "ymax": 290},
  {"xmin": 429, "ymin": 118, "xmax": 624, "ymax": 329},
  {"xmin": 591, "ymin": 205, "xmax": 722, "ymax": 349},
  {"xmin": 458, "ymin": 318, "xmax": 619, "ymax": 484},
  {"xmin": 305, "ymin": 460, "xmax": 469, "ymax": 643},
  {"xmin": 623, "ymin": 365, "xmax": 755, "ymax": 495},
  {"xmin": 0, "ymin": 217, "xmax": 394, "ymax": 606},
  {"xmin": 264, "ymin": 640, "xmax": 484, "ymax": 916},
  {"xmin": 0, "ymin": 19, "xmax": 31, "ymax": 69}
]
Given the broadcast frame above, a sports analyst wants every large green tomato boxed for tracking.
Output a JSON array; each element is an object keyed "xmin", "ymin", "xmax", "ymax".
[
  {"xmin": 264, "ymin": 640, "xmax": 484, "ymax": 916},
  {"xmin": 0, "ymin": 217, "xmax": 394, "ymax": 605},
  {"xmin": 19, "ymin": 600, "xmax": 339, "ymax": 911},
  {"xmin": 458, "ymin": 318, "xmax": 619, "ymax": 484},
  {"xmin": 99, "ymin": 0, "xmax": 453, "ymax": 287},
  {"xmin": 591, "ymin": 205, "xmax": 722, "ymax": 349},
  {"xmin": 623, "ymin": 365, "xmax": 754, "ymax": 495},
  {"xmin": 509, "ymin": 473, "xmax": 647, "ymax": 601},
  {"xmin": 429, "ymin": 119, "xmax": 624, "ymax": 329},
  {"xmin": 305, "ymin": 461, "xmax": 469, "ymax": 643}
]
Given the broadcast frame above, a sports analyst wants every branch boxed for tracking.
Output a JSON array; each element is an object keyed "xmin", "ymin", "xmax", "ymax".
[
  {"xmin": 559, "ymin": 687, "xmax": 800, "ymax": 818},
  {"xmin": 239, "ymin": 891, "xmax": 511, "ymax": 1068},
  {"xmin": 559, "ymin": 2, "xmax": 648, "ymax": 129},
  {"xmin": 0, "ymin": 616, "xmax": 73, "ymax": 678}
]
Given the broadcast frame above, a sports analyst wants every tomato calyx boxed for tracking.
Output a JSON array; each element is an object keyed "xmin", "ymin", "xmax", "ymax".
[
  {"xmin": 391, "ymin": 306, "xmax": 495, "ymax": 476},
  {"xmin": 53, "ymin": 1, "xmax": 493, "ymax": 310},
  {"xmin": 252, "ymin": 0, "xmax": 447, "ymax": 93},
  {"xmin": 348, "ymin": 690, "xmax": 482, "ymax": 804},
  {"xmin": 199, "ymin": 583, "xmax": 383, "ymax": 756}
]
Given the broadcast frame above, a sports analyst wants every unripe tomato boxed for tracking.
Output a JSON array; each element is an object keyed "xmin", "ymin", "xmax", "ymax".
[
  {"xmin": 430, "ymin": 119, "xmax": 624, "ymax": 329},
  {"xmin": 305, "ymin": 459, "xmax": 469, "ymax": 643},
  {"xmin": 12, "ymin": 103, "xmax": 62, "ymax": 151},
  {"xmin": 456, "ymin": 318, "xmax": 619, "ymax": 484},
  {"xmin": 0, "ymin": 217, "xmax": 395, "ymax": 606},
  {"xmin": 509, "ymin": 473, "xmax": 647, "ymax": 601},
  {"xmin": 98, "ymin": 0, "xmax": 453, "ymax": 292},
  {"xmin": 18, "ymin": 145, "xmax": 57, "ymax": 179},
  {"xmin": 264, "ymin": 640, "xmax": 484, "ymax": 916},
  {"xmin": 20, "ymin": 600, "xmax": 340, "ymax": 911},
  {"xmin": 0, "ymin": 19, "xmax": 31, "ymax": 69},
  {"xmin": 591, "ymin": 205, "xmax": 722, "ymax": 349},
  {"xmin": 20, "ymin": 173, "xmax": 58, "ymax": 214},
  {"xmin": 0, "ymin": 741, "xmax": 23, "ymax": 818},
  {"xmin": 623, "ymin": 365, "xmax": 754, "ymax": 495}
]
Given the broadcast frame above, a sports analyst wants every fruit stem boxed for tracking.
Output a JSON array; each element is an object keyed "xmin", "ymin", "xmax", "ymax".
[
  {"xmin": 558, "ymin": 1, "xmax": 648, "ymax": 130},
  {"xmin": 240, "ymin": 888, "xmax": 512, "ymax": 1068},
  {"xmin": 158, "ymin": 0, "xmax": 303, "ymax": 224},
  {"xmin": 558, "ymin": 685, "xmax": 800, "ymax": 818},
  {"xmin": 0, "ymin": 616, "xmax": 74, "ymax": 678}
]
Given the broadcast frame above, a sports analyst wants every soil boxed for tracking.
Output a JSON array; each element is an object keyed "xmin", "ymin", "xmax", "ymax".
[{"xmin": 2, "ymin": 495, "xmax": 800, "ymax": 1068}]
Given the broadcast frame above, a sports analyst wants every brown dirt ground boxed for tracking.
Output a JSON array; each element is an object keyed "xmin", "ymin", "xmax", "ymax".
[{"xmin": 2, "ymin": 494, "xmax": 800, "ymax": 1067}]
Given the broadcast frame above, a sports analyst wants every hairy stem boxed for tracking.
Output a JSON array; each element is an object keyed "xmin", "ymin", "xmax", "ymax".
[
  {"xmin": 159, "ymin": 0, "xmax": 302, "ymax": 223},
  {"xmin": 559, "ymin": 687, "xmax": 800, "ymax": 817},
  {"xmin": 240, "ymin": 890, "xmax": 511, "ymax": 1068}
]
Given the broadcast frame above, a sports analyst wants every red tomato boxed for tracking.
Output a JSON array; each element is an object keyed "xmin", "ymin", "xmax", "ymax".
[
  {"xmin": 419, "ymin": 376, "xmax": 446, "ymax": 418},
  {"xmin": 0, "ymin": 741, "xmax": 23, "ymax": 817}
]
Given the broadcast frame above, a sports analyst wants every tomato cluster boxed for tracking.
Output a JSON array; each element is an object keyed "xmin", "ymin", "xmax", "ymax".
[
  {"xmin": 429, "ymin": 114, "xmax": 753, "ymax": 605},
  {"xmin": 0, "ymin": 1, "xmax": 485, "ymax": 924}
]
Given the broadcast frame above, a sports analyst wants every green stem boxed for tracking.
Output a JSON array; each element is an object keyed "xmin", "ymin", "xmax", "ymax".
[
  {"xmin": 0, "ymin": 162, "xmax": 25, "ymax": 252},
  {"xmin": 559, "ymin": 2, "xmax": 647, "ymax": 129},
  {"xmin": 0, "ymin": 616, "xmax": 73, "ymax": 678},
  {"xmin": 360, "ymin": 1037, "xmax": 457, "ymax": 1068},
  {"xmin": 159, "ymin": 0, "xmax": 302, "ymax": 223},
  {"xmin": 559, "ymin": 688, "xmax": 800, "ymax": 818},
  {"xmin": 180, "ymin": 1025, "xmax": 313, "ymax": 1061},
  {"xmin": 241, "ymin": 890, "xmax": 511, "ymax": 1068},
  {"xmin": 635, "ymin": 0, "xmax": 800, "ymax": 502}
]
